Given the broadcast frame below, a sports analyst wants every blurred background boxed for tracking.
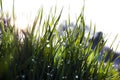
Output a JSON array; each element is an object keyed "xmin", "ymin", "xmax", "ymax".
[{"xmin": 1, "ymin": 0, "xmax": 120, "ymax": 52}]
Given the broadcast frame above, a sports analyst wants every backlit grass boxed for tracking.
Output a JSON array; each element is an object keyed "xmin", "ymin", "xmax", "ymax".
[{"xmin": 0, "ymin": 1, "xmax": 120, "ymax": 80}]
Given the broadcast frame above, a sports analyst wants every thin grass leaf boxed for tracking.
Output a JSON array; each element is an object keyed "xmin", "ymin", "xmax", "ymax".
[
  {"xmin": 12, "ymin": 0, "xmax": 15, "ymax": 26},
  {"xmin": 38, "ymin": 8, "xmax": 43, "ymax": 27},
  {"xmin": 85, "ymin": 22, "xmax": 92, "ymax": 45},
  {"xmin": 76, "ymin": 6, "xmax": 84, "ymax": 25},
  {"xmin": 0, "ymin": 0, "xmax": 2, "ymax": 12},
  {"xmin": 48, "ymin": 8, "xmax": 63, "ymax": 40},
  {"xmin": 31, "ymin": 11, "xmax": 40, "ymax": 36},
  {"xmin": 110, "ymin": 34, "xmax": 118, "ymax": 48},
  {"xmin": 67, "ymin": 6, "xmax": 70, "ymax": 26}
]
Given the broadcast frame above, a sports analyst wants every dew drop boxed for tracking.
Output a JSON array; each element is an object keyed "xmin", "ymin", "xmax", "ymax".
[
  {"xmin": 50, "ymin": 74, "xmax": 53, "ymax": 77},
  {"xmin": 47, "ymin": 73, "xmax": 50, "ymax": 76},
  {"xmin": 47, "ymin": 44, "xmax": 50, "ymax": 48},
  {"xmin": 32, "ymin": 58, "xmax": 35, "ymax": 62},
  {"xmin": 21, "ymin": 75, "xmax": 25, "ymax": 79},
  {"xmin": 48, "ymin": 65, "xmax": 50, "ymax": 68},
  {"xmin": 75, "ymin": 75, "xmax": 78, "ymax": 79},
  {"xmin": 62, "ymin": 76, "xmax": 65, "ymax": 79},
  {"xmin": 62, "ymin": 76, "xmax": 67, "ymax": 79},
  {"xmin": 80, "ymin": 44, "xmax": 82, "ymax": 46}
]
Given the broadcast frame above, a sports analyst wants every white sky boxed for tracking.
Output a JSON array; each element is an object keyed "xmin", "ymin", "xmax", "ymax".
[{"xmin": 2, "ymin": 0, "xmax": 120, "ymax": 52}]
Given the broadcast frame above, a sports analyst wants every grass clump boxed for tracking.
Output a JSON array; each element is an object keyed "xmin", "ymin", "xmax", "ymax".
[{"xmin": 0, "ymin": 4, "xmax": 119, "ymax": 80}]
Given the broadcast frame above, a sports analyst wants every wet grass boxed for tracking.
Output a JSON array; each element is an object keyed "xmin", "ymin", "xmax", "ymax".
[{"xmin": 0, "ymin": 1, "xmax": 120, "ymax": 80}]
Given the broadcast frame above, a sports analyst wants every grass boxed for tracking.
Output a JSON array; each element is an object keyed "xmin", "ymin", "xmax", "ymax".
[{"xmin": 0, "ymin": 1, "xmax": 120, "ymax": 80}]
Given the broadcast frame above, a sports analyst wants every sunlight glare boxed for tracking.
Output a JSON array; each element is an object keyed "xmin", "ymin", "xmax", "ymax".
[{"xmin": 2, "ymin": 0, "xmax": 120, "ymax": 52}]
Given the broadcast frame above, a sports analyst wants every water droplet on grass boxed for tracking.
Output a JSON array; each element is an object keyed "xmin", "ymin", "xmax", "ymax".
[
  {"xmin": 47, "ymin": 44, "xmax": 50, "ymax": 48},
  {"xmin": 61, "ymin": 59, "xmax": 64, "ymax": 62},
  {"xmin": 48, "ymin": 65, "xmax": 50, "ymax": 68},
  {"xmin": 21, "ymin": 75, "xmax": 25, "ymax": 79},
  {"xmin": 32, "ymin": 58, "xmax": 35, "ymax": 62},
  {"xmin": 62, "ymin": 76, "xmax": 64, "ymax": 79},
  {"xmin": 50, "ymin": 74, "xmax": 53, "ymax": 77},
  {"xmin": 75, "ymin": 75, "xmax": 78, "ymax": 78},
  {"xmin": 47, "ymin": 73, "xmax": 50, "ymax": 76},
  {"xmin": 62, "ymin": 76, "xmax": 67, "ymax": 79}
]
